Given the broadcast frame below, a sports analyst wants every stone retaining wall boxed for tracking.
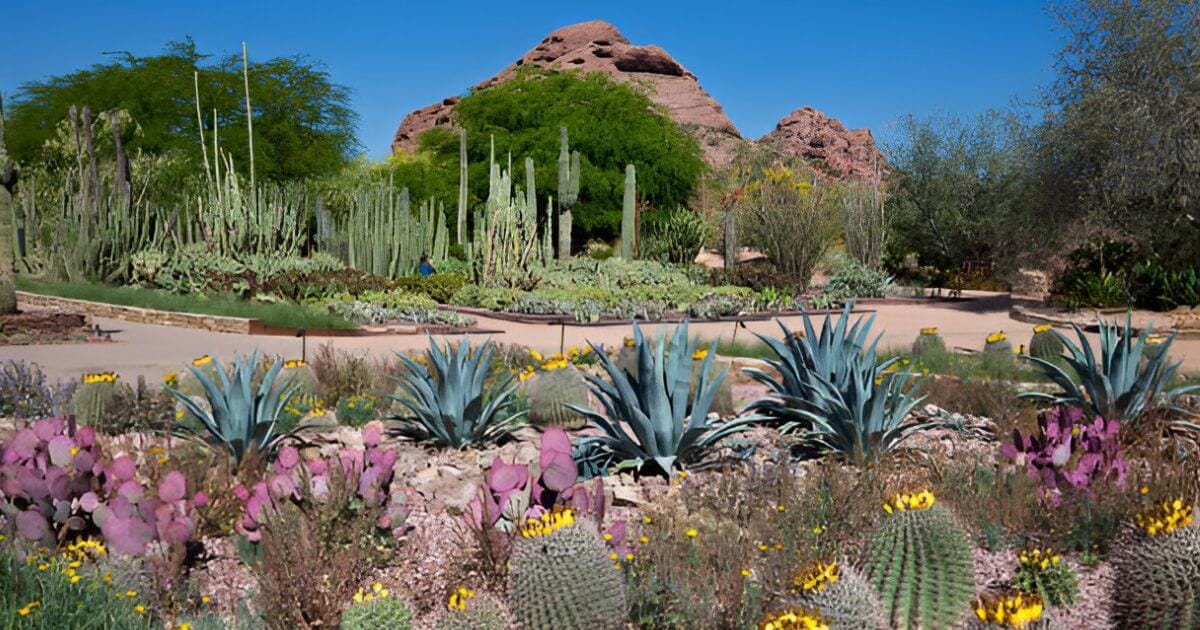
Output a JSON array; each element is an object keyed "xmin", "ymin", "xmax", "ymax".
[{"xmin": 16, "ymin": 292, "xmax": 255, "ymax": 334}]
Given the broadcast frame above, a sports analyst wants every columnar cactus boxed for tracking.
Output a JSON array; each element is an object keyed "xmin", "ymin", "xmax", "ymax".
[
  {"xmin": 1111, "ymin": 498, "xmax": 1200, "ymax": 629},
  {"xmin": 0, "ymin": 93, "xmax": 18, "ymax": 315},
  {"xmin": 620, "ymin": 164, "xmax": 636, "ymax": 259},
  {"xmin": 525, "ymin": 367, "xmax": 589, "ymax": 429},
  {"xmin": 458, "ymin": 128, "xmax": 468, "ymax": 245},
  {"xmin": 556, "ymin": 126, "xmax": 580, "ymax": 260},
  {"xmin": 864, "ymin": 491, "xmax": 974, "ymax": 629},
  {"xmin": 506, "ymin": 509, "xmax": 626, "ymax": 629},
  {"xmin": 789, "ymin": 561, "xmax": 884, "ymax": 629}
]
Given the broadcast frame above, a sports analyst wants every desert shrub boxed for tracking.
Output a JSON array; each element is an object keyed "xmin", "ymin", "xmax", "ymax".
[
  {"xmin": 449, "ymin": 284, "xmax": 524, "ymax": 311},
  {"xmin": 272, "ymin": 267, "xmax": 392, "ymax": 302},
  {"xmin": 0, "ymin": 360, "xmax": 72, "ymax": 419},
  {"xmin": 0, "ymin": 548, "xmax": 151, "ymax": 628},
  {"xmin": 708, "ymin": 261, "xmax": 800, "ymax": 292},
  {"xmin": 539, "ymin": 258, "xmax": 701, "ymax": 291},
  {"xmin": 307, "ymin": 343, "xmax": 374, "ymax": 407},
  {"xmin": 74, "ymin": 375, "xmax": 175, "ymax": 435},
  {"xmin": 823, "ymin": 252, "xmax": 894, "ymax": 301},
  {"xmin": 391, "ymin": 272, "xmax": 468, "ymax": 303},
  {"xmin": 326, "ymin": 290, "xmax": 473, "ymax": 326},
  {"xmin": 735, "ymin": 165, "xmax": 843, "ymax": 289}
]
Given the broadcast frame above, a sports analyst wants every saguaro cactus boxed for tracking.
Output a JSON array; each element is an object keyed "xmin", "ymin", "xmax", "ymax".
[
  {"xmin": 556, "ymin": 126, "xmax": 580, "ymax": 260},
  {"xmin": 457, "ymin": 128, "xmax": 468, "ymax": 245},
  {"xmin": 0, "ymin": 93, "xmax": 18, "ymax": 314},
  {"xmin": 620, "ymin": 163, "xmax": 636, "ymax": 259}
]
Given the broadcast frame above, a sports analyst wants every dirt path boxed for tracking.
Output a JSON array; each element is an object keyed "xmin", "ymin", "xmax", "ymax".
[{"xmin": 4, "ymin": 294, "xmax": 1198, "ymax": 382}]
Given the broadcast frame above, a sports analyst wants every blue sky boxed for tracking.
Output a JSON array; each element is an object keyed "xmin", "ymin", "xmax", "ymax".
[{"xmin": 2, "ymin": 1, "xmax": 1060, "ymax": 159}]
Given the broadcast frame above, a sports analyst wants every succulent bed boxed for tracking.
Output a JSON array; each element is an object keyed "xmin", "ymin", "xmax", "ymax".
[{"xmin": 0, "ymin": 308, "xmax": 1197, "ymax": 629}]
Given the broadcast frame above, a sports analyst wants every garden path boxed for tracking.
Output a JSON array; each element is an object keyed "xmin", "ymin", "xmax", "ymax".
[{"xmin": 4, "ymin": 293, "xmax": 1199, "ymax": 382}]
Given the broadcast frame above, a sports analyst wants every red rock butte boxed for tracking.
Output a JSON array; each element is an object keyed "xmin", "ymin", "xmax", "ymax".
[{"xmin": 392, "ymin": 20, "xmax": 883, "ymax": 176}]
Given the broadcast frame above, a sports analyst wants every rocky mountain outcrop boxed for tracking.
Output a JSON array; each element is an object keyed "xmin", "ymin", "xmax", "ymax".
[
  {"xmin": 392, "ymin": 21, "xmax": 882, "ymax": 175},
  {"xmin": 758, "ymin": 106, "xmax": 883, "ymax": 179}
]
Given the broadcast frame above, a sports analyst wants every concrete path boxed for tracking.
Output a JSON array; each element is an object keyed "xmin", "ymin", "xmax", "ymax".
[{"xmin": 4, "ymin": 293, "xmax": 1198, "ymax": 383}]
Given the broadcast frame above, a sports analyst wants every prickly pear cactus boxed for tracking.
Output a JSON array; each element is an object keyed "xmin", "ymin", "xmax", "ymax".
[
  {"xmin": 789, "ymin": 561, "xmax": 884, "ymax": 629},
  {"xmin": 864, "ymin": 492, "xmax": 974, "ymax": 630},
  {"xmin": 912, "ymin": 327, "xmax": 947, "ymax": 359},
  {"xmin": 1110, "ymin": 498, "xmax": 1200, "ymax": 629},
  {"xmin": 507, "ymin": 509, "xmax": 626, "ymax": 629},
  {"xmin": 967, "ymin": 592, "xmax": 1055, "ymax": 629},
  {"xmin": 341, "ymin": 588, "xmax": 412, "ymax": 630},
  {"xmin": 1028, "ymin": 325, "xmax": 1064, "ymax": 361},
  {"xmin": 434, "ymin": 589, "xmax": 509, "ymax": 630},
  {"xmin": 526, "ymin": 367, "xmax": 589, "ymax": 429},
  {"xmin": 72, "ymin": 372, "xmax": 120, "ymax": 427}
]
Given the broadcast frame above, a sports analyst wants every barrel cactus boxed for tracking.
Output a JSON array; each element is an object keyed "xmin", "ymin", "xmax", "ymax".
[
  {"xmin": 434, "ymin": 588, "xmax": 509, "ymax": 630},
  {"xmin": 1110, "ymin": 498, "xmax": 1200, "ymax": 629},
  {"xmin": 790, "ymin": 561, "xmax": 883, "ymax": 629},
  {"xmin": 1028, "ymin": 324, "xmax": 1063, "ymax": 361},
  {"xmin": 967, "ymin": 592, "xmax": 1054, "ymax": 629},
  {"xmin": 984, "ymin": 331, "xmax": 1012, "ymax": 354},
  {"xmin": 758, "ymin": 606, "xmax": 829, "ymax": 630},
  {"xmin": 73, "ymin": 372, "xmax": 120, "ymax": 427},
  {"xmin": 864, "ymin": 491, "xmax": 974, "ymax": 629},
  {"xmin": 341, "ymin": 584, "xmax": 412, "ymax": 630},
  {"xmin": 507, "ymin": 508, "xmax": 626, "ymax": 629},
  {"xmin": 526, "ymin": 367, "xmax": 589, "ymax": 429},
  {"xmin": 912, "ymin": 327, "xmax": 947, "ymax": 359}
]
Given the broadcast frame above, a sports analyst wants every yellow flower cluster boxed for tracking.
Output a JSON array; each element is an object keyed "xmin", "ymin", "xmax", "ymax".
[
  {"xmin": 692, "ymin": 348, "xmax": 709, "ymax": 361},
  {"xmin": 972, "ymin": 592, "xmax": 1045, "ymax": 629},
  {"xmin": 623, "ymin": 337, "xmax": 636, "ymax": 348},
  {"xmin": 759, "ymin": 606, "xmax": 829, "ymax": 630},
  {"xmin": 83, "ymin": 372, "xmax": 118, "ymax": 385},
  {"xmin": 343, "ymin": 394, "xmax": 376, "ymax": 410},
  {"xmin": 353, "ymin": 582, "xmax": 390, "ymax": 604},
  {"xmin": 793, "ymin": 561, "xmax": 839, "ymax": 593},
  {"xmin": 65, "ymin": 536, "xmax": 108, "ymax": 559},
  {"xmin": 447, "ymin": 586, "xmax": 475, "ymax": 611},
  {"xmin": 882, "ymin": 490, "xmax": 936, "ymax": 515},
  {"xmin": 1135, "ymin": 498, "xmax": 1194, "ymax": 536},
  {"xmin": 162, "ymin": 371, "xmax": 179, "ymax": 389},
  {"xmin": 520, "ymin": 507, "xmax": 576, "ymax": 538},
  {"xmin": 283, "ymin": 359, "xmax": 307, "ymax": 369},
  {"xmin": 284, "ymin": 394, "xmax": 326, "ymax": 418},
  {"xmin": 191, "ymin": 355, "xmax": 213, "ymax": 367},
  {"xmin": 17, "ymin": 601, "xmax": 40, "ymax": 616},
  {"xmin": 1144, "ymin": 334, "xmax": 1166, "ymax": 346},
  {"xmin": 1033, "ymin": 324, "xmax": 1053, "ymax": 334},
  {"xmin": 987, "ymin": 331, "xmax": 1007, "ymax": 344},
  {"xmin": 1018, "ymin": 547, "xmax": 1061, "ymax": 572},
  {"xmin": 920, "ymin": 327, "xmax": 939, "ymax": 336}
]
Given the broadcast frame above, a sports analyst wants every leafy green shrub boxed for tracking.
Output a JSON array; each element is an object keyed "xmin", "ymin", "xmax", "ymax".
[
  {"xmin": 640, "ymin": 205, "xmax": 711, "ymax": 265},
  {"xmin": 865, "ymin": 494, "xmax": 974, "ymax": 629},
  {"xmin": 1131, "ymin": 261, "xmax": 1200, "ymax": 311},
  {"xmin": 327, "ymin": 290, "xmax": 473, "ymax": 327},
  {"xmin": 273, "ymin": 267, "xmax": 393, "ymax": 302},
  {"xmin": 571, "ymin": 322, "xmax": 759, "ymax": 476},
  {"xmin": 391, "ymin": 273, "xmax": 468, "ymax": 303},
  {"xmin": 539, "ymin": 258, "xmax": 700, "ymax": 291},
  {"xmin": 388, "ymin": 336, "xmax": 526, "ymax": 448},
  {"xmin": 709, "ymin": 261, "xmax": 799, "ymax": 292},
  {"xmin": 0, "ymin": 550, "xmax": 151, "ymax": 628},
  {"xmin": 824, "ymin": 253, "xmax": 893, "ymax": 301}
]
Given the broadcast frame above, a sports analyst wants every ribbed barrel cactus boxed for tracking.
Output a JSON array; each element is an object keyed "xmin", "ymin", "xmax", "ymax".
[
  {"xmin": 507, "ymin": 509, "xmax": 626, "ymax": 629},
  {"xmin": 789, "ymin": 561, "xmax": 883, "ymax": 629},
  {"xmin": 864, "ymin": 491, "xmax": 974, "ymax": 629},
  {"xmin": 1028, "ymin": 324, "xmax": 1064, "ymax": 361},
  {"xmin": 341, "ymin": 584, "xmax": 412, "ymax": 630},
  {"xmin": 72, "ymin": 372, "xmax": 120, "ymax": 427},
  {"xmin": 525, "ymin": 367, "xmax": 589, "ymax": 429},
  {"xmin": 912, "ymin": 327, "xmax": 947, "ymax": 359},
  {"xmin": 1111, "ymin": 498, "xmax": 1200, "ymax": 629},
  {"xmin": 434, "ymin": 588, "xmax": 509, "ymax": 630},
  {"xmin": 984, "ymin": 331, "xmax": 1012, "ymax": 354}
]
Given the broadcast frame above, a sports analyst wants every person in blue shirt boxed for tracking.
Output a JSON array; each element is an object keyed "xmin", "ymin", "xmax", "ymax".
[{"xmin": 418, "ymin": 254, "xmax": 436, "ymax": 276}]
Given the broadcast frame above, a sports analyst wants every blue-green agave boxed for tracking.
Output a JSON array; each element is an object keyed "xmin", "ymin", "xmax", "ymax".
[
  {"xmin": 388, "ymin": 336, "xmax": 526, "ymax": 449},
  {"xmin": 1020, "ymin": 314, "xmax": 1199, "ymax": 423},
  {"xmin": 744, "ymin": 307, "xmax": 927, "ymax": 465},
  {"xmin": 166, "ymin": 351, "xmax": 301, "ymax": 465},
  {"xmin": 570, "ymin": 322, "xmax": 760, "ymax": 476}
]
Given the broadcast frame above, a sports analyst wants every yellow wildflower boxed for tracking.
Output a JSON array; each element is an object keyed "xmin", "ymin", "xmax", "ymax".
[
  {"xmin": 163, "ymin": 371, "xmax": 179, "ymax": 388},
  {"xmin": 692, "ymin": 348, "xmax": 709, "ymax": 361},
  {"xmin": 283, "ymin": 359, "xmax": 306, "ymax": 369},
  {"xmin": 793, "ymin": 561, "xmax": 839, "ymax": 593},
  {"xmin": 685, "ymin": 528, "xmax": 698, "ymax": 539},
  {"xmin": 448, "ymin": 587, "xmax": 475, "ymax": 611},
  {"xmin": 883, "ymin": 490, "xmax": 936, "ymax": 514},
  {"xmin": 191, "ymin": 355, "xmax": 213, "ymax": 367},
  {"xmin": 759, "ymin": 606, "xmax": 828, "ymax": 630},
  {"xmin": 973, "ymin": 592, "xmax": 1044, "ymax": 628}
]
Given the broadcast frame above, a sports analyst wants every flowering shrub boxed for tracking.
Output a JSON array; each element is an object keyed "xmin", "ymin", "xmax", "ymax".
[
  {"xmin": 0, "ymin": 417, "xmax": 206, "ymax": 555},
  {"xmin": 1000, "ymin": 406, "xmax": 1126, "ymax": 506},
  {"xmin": 232, "ymin": 422, "xmax": 412, "ymax": 542}
]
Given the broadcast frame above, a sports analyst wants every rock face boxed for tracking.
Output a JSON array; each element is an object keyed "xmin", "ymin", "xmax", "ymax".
[
  {"xmin": 392, "ymin": 21, "xmax": 881, "ymax": 174},
  {"xmin": 759, "ymin": 106, "xmax": 883, "ymax": 179}
]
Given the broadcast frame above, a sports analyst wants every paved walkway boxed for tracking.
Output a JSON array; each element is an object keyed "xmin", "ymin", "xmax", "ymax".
[{"xmin": 4, "ymin": 293, "xmax": 1199, "ymax": 383}]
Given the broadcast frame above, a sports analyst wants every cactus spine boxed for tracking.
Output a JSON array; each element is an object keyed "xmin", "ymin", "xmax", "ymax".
[
  {"xmin": 458, "ymin": 128, "xmax": 468, "ymax": 244},
  {"xmin": 620, "ymin": 163, "xmax": 636, "ymax": 259},
  {"xmin": 556, "ymin": 127, "xmax": 580, "ymax": 260},
  {"xmin": 0, "ymin": 93, "xmax": 17, "ymax": 314}
]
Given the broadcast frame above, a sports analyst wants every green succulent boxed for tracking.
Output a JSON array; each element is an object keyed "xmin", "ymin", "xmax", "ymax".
[
  {"xmin": 1019, "ymin": 314, "xmax": 1199, "ymax": 422},
  {"xmin": 569, "ymin": 321, "xmax": 760, "ymax": 476},
  {"xmin": 387, "ymin": 336, "xmax": 526, "ymax": 449},
  {"xmin": 1027, "ymin": 326, "xmax": 1065, "ymax": 362},
  {"xmin": 433, "ymin": 593, "xmax": 509, "ymax": 630},
  {"xmin": 865, "ymin": 501, "xmax": 974, "ymax": 630},
  {"xmin": 789, "ymin": 563, "xmax": 884, "ymax": 629},
  {"xmin": 72, "ymin": 378, "xmax": 120, "ymax": 428},
  {"xmin": 1111, "ymin": 519, "xmax": 1200, "ymax": 629},
  {"xmin": 165, "ymin": 351, "xmax": 301, "ymax": 465},
  {"xmin": 507, "ymin": 516, "xmax": 625, "ymax": 630},
  {"xmin": 525, "ymin": 367, "xmax": 589, "ymax": 429},
  {"xmin": 911, "ymin": 329, "xmax": 947, "ymax": 360},
  {"xmin": 340, "ymin": 594, "xmax": 412, "ymax": 630},
  {"xmin": 744, "ymin": 307, "xmax": 927, "ymax": 466}
]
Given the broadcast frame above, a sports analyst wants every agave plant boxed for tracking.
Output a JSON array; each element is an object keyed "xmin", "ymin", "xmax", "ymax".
[
  {"xmin": 387, "ymin": 335, "xmax": 526, "ymax": 449},
  {"xmin": 1019, "ymin": 314, "xmax": 1199, "ymax": 423},
  {"xmin": 744, "ymin": 307, "xmax": 928, "ymax": 465},
  {"xmin": 166, "ymin": 351, "xmax": 301, "ymax": 465},
  {"xmin": 569, "ymin": 322, "xmax": 760, "ymax": 476}
]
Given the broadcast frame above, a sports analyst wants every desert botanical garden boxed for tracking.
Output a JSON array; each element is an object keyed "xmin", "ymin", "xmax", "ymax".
[{"xmin": 1, "ymin": 1, "xmax": 1199, "ymax": 628}]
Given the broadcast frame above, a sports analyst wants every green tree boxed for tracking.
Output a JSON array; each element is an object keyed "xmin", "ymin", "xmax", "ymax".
[
  {"xmin": 6, "ymin": 39, "xmax": 358, "ymax": 182},
  {"xmin": 406, "ymin": 69, "xmax": 706, "ymax": 242},
  {"xmin": 1037, "ymin": 0, "xmax": 1200, "ymax": 268}
]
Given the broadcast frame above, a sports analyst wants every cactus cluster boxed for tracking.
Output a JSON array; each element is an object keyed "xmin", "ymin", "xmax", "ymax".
[
  {"xmin": 525, "ymin": 366, "xmax": 590, "ymax": 429},
  {"xmin": 1111, "ymin": 498, "xmax": 1200, "ymax": 628},
  {"xmin": 506, "ymin": 509, "xmax": 626, "ymax": 629},
  {"xmin": 865, "ymin": 492, "xmax": 974, "ymax": 629},
  {"xmin": 341, "ymin": 583, "xmax": 412, "ymax": 630},
  {"xmin": 911, "ymin": 327, "xmax": 947, "ymax": 359},
  {"xmin": 789, "ymin": 561, "xmax": 883, "ymax": 629}
]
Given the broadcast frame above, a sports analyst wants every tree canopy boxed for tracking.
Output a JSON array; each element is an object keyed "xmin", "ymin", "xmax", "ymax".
[{"xmin": 6, "ymin": 39, "xmax": 358, "ymax": 182}]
